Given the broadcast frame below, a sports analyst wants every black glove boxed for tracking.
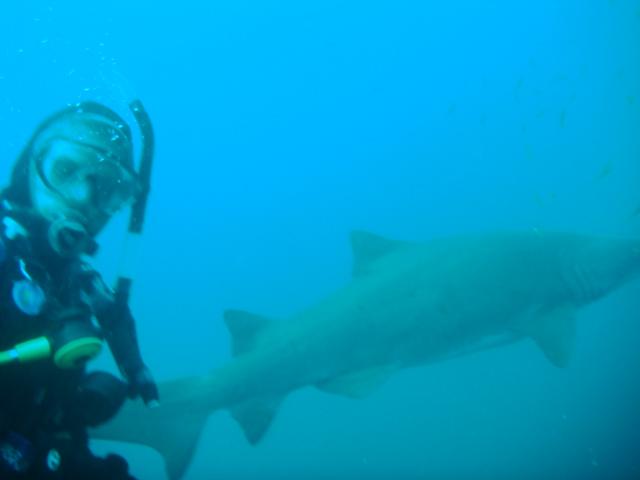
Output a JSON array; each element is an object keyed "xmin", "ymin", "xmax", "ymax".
[{"xmin": 127, "ymin": 365, "xmax": 159, "ymax": 407}]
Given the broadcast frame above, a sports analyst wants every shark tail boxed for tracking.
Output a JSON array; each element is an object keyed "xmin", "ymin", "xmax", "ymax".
[
  {"xmin": 93, "ymin": 308, "xmax": 286, "ymax": 477},
  {"xmin": 92, "ymin": 377, "xmax": 210, "ymax": 480}
]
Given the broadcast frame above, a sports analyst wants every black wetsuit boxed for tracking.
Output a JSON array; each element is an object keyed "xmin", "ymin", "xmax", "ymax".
[{"xmin": 0, "ymin": 204, "xmax": 144, "ymax": 479}]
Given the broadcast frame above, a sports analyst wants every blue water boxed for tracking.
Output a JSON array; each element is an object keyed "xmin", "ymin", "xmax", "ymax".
[{"xmin": 1, "ymin": 1, "xmax": 639, "ymax": 478}]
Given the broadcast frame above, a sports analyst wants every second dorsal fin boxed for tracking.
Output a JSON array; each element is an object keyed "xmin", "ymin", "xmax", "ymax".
[{"xmin": 223, "ymin": 309, "xmax": 273, "ymax": 357}]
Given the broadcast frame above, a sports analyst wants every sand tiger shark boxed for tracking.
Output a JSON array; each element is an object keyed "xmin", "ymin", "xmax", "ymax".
[{"xmin": 92, "ymin": 230, "xmax": 640, "ymax": 479}]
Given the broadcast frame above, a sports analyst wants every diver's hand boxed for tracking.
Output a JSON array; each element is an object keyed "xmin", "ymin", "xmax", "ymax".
[{"xmin": 127, "ymin": 365, "xmax": 159, "ymax": 407}]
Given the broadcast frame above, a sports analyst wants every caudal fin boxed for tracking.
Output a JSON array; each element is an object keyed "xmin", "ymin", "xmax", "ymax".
[
  {"xmin": 93, "ymin": 309, "xmax": 287, "ymax": 477},
  {"xmin": 91, "ymin": 377, "xmax": 210, "ymax": 480}
]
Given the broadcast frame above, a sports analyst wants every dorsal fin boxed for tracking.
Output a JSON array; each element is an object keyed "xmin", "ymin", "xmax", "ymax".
[
  {"xmin": 223, "ymin": 309, "xmax": 273, "ymax": 357},
  {"xmin": 350, "ymin": 230, "xmax": 409, "ymax": 277}
]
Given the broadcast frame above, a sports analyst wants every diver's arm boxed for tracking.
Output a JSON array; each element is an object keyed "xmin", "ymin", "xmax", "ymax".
[
  {"xmin": 96, "ymin": 296, "xmax": 159, "ymax": 406},
  {"xmin": 78, "ymin": 263, "xmax": 158, "ymax": 405}
]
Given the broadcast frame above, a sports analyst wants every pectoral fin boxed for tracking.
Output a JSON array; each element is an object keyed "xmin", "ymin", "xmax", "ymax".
[{"xmin": 521, "ymin": 306, "xmax": 577, "ymax": 368}]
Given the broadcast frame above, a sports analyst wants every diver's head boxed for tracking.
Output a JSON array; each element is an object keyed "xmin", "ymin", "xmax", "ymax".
[
  {"xmin": 27, "ymin": 102, "xmax": 140, "ymax": 236},
  {"xmin": 5, "ymin": 102, "xmax": 140, "ymax": 255}
]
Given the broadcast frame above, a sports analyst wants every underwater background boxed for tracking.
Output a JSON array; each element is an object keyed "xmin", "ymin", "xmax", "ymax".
[{"xmin": 1, "ymin": 0, "xmax": 639, "ymax": 478}]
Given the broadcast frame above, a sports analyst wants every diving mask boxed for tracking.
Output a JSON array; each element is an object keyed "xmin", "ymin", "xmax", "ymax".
[
  {"xmin": 22, "ymin": 103, "xmax": 139, "ymax": 239},
  {"xmin": 35, "ymin": 139, "xmax": 140, "ymax": 218}
]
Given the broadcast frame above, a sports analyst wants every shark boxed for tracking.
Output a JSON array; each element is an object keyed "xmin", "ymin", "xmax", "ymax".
[{"xmin": 92, "ymin": 230, "xmax": 640, "ymax": 479}]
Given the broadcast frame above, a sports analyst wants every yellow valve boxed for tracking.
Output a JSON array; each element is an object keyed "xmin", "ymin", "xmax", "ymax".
[{"xmin": 0, "ymin": 337, "xmax": 52, "ymax": 366}]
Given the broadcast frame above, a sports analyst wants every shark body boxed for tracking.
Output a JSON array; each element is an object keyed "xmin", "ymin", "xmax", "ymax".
[{"xmin": 93, "ymin": 230, "xmax": 640, "ymax": 479}]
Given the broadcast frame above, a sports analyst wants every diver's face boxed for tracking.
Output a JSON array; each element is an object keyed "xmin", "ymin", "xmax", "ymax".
[{"xmin": 29, "ymin": 137, "xmax": 137, "ymax": 236}]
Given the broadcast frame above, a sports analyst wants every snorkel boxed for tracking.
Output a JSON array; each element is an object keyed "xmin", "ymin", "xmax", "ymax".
[{"xmin": 112, "ymin": 99, "xmax": 155, "ymax": 319}]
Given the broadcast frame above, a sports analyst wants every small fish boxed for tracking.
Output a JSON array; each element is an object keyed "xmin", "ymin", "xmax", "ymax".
[
  {"xmin": 579, "ymin": 64, "xmax": 589, "ymax": 78},
  {"xmin": 553, "ymin": 72, "xmax": 568, "ymax": 82},
  {"xmin": 559, "ymin": 109, "xmax": 567, "ymax": 128},
  {"xmin": 524, "ymin": 144, "xmax": 534, "ymax": 161},
  {"xmin": 627, "ymin": 95, "xmax": 636, "ymax": 106},
  {"xmin": 595, "ymin": 161, "xmax": 614, "ymax": 181},
  {"xmin": 515, "ymin": 77, "xmax": 524, "ymax": 90},
  {"xmin": 533, "ymin": 193, "xmax": 545, "ymax": 208},
  {"xmin": 514, "ymin": 77, "xmax": 524, "ymax": 99},
  {"xmin": 532, "ymin": 191, "xmax": 556, "ymax": 208}
]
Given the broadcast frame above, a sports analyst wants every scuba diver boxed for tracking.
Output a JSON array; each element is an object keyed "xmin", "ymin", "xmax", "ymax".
[{"xmin": 0, "ymin": 101, "xmax": 159, "ymax": 478}]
